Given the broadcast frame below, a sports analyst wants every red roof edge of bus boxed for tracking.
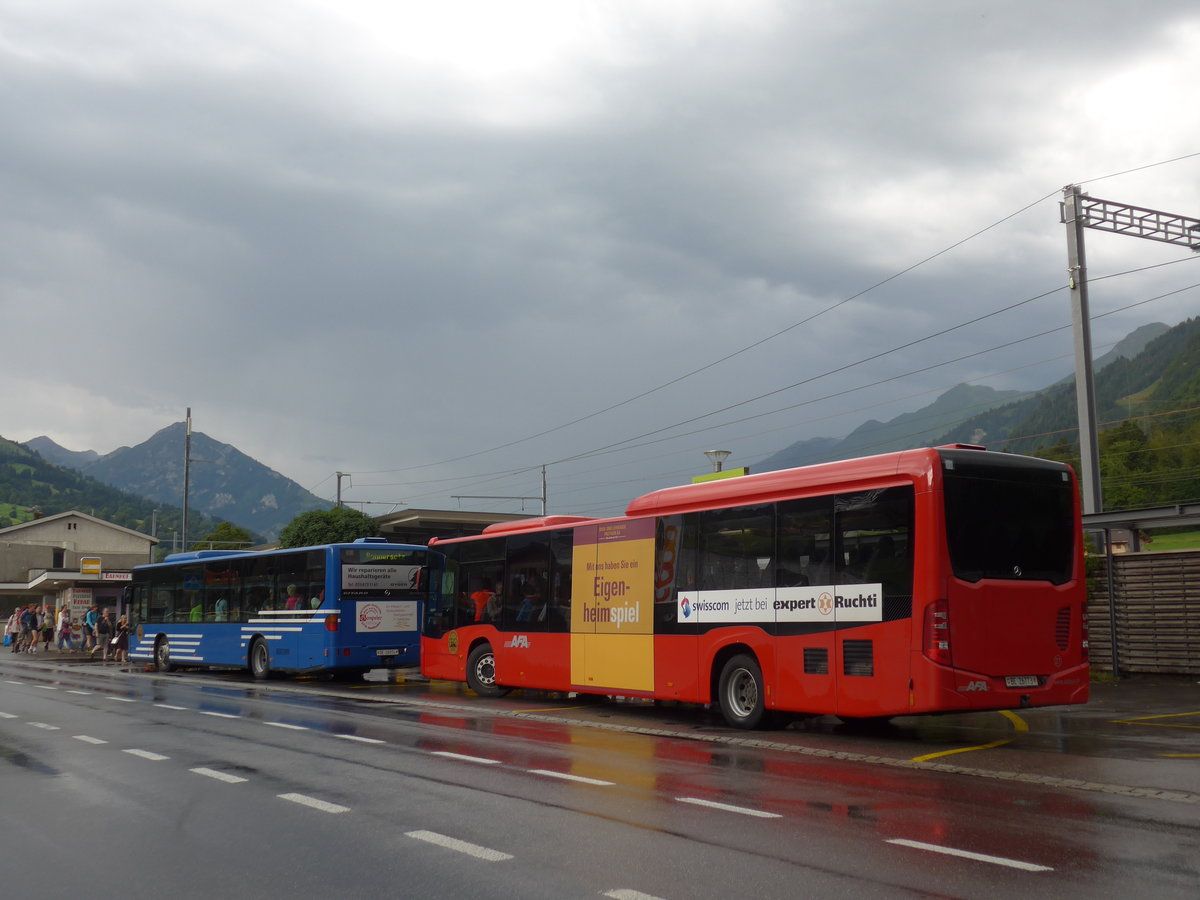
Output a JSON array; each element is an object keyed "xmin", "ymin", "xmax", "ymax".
[
  {"xmin": 478, "ymin": 515, "xmax": 596, "ymax": 536},
  {"xmin": 624, "ymin": 448, "xmax": 943, "ymax": 517},
  {"xmin": 427, "ymin": 516, "xmax": 597, "ymax": 545}
]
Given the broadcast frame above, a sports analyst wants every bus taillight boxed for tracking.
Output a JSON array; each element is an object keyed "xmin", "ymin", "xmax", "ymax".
[
  {"xmin": 1080, "ymin": 608, "xmax": 1089, "ymax": 660},
  {"xmin": 924, "ymin": 599, "xmax": 951, "ymax": 665},
  {"xmin": 324, "ymin": 614, "xmax": 339, "ymax": 633}
]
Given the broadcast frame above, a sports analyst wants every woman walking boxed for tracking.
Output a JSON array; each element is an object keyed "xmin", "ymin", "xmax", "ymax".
[
  {"xmin": 56, "ymin": 607, "xmax": 75, "ymax": 653},
  {"xmin": 112, "ymin": 614, "xmax": 130, "ymax": 665},
  {"xmin": 4, "ymin": 608, "xmax": 19, "ymax": 652}
]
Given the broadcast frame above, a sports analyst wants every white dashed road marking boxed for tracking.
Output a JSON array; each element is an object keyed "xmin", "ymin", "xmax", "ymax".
[
  {"xmin": 405, "ymin": 830, "xmax": 513, "ymax": 861},
  {"xmin": 123, "ymin": 749, "xmax": 169, "ymax": 761},
  {"xmin": 278, "ymin": 793, "xmax": 350, "ymax": 814},
  {"xmin": 886, "ymin": 839, "xmax": 1052, "ymax": 872},
  {"xmin": 529, "ymin": 769, "xmax": 615, "ymax": 786},
  {"xmin": 191, "ymin": 767, "xmax": 248, "ymax": 784},
  {"xmin": 676, "ymin": 797, "xmax": 781, "ymax": 818},
  {"xmin": 430, "ymin": 751, "xmax": 502, "ymax": 765}
]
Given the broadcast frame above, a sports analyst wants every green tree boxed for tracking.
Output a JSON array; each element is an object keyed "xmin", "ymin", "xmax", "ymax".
[
  {"xmin": 278, "ymin": 507, "xmax": 379, "ymax": 548},
  {"xmin": 198, "ymin": 521, "xmax": 256, "ymax": 550},
  {"xmin": 1100, "ymin": 420, "xmax": 1151, "ymax": 509}
]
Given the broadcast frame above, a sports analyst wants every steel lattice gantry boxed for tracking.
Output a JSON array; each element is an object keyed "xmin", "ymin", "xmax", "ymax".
[{"xmin": 1066, "ymin": 194, "xmax": 1200, "ymax": 249}]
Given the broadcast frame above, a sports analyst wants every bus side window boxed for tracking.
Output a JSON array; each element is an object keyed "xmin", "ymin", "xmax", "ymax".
[
  {"xmin": 778, "ymin": 497, "xmax": 833, "ymax": 588},
  {"xmin": 698, "ymin": 504, "xmax": 773, "ymax": 592},
  {"xmin": 834, "ymin": 487, "xmax": 913, "ymax": 597}
]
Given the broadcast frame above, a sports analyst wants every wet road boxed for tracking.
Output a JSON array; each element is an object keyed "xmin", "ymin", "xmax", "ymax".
[{"xmin": 1, "ymin": 658, "xmax": 1197, "ymax": 899}]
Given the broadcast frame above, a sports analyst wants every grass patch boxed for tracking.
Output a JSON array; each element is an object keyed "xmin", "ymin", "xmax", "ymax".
[{"xmin": 1143, "ymin": 530, "xmax": 1200, "ymax": 551}]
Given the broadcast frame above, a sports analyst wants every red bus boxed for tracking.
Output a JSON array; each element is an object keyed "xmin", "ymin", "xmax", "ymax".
[{"xmin": 421, "ymin": 445, "xmax": 1088, "ymax": 728}]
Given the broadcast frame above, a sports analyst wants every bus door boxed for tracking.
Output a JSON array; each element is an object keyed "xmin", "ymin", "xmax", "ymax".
[
  {"xmin": 653, "ymin": 515, "xmax": 700, "ymax": 701},
  {"xmin": 829, "ymin": 486, "xmax": 914, "ymax": 718},
  {"xmin": 775, "ymin": 497, "xmax": 837, "ymax": 714}
]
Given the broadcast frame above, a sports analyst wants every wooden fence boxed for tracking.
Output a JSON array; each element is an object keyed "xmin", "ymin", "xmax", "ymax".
[{"xmin": 1087, "ymin": 549, "xmax": 1200, "ymax": 675}]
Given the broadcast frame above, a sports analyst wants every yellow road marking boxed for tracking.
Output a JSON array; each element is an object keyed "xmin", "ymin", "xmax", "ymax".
[
  {"xmin": 999, "ymin": 709, "xmax": 1029, "ymax": 732},
  {"xmin": 912, "ymin": 739, "xmax": 1011, "ymax": 762},
  {"xmin": 1160, "ymin": 754, "xmax": 1200, "ymax": 758},
  {"xmin": 1112, "ymin": 711, "xmax": 1200, "ymax": 730},
  {"xmin": 911, "ymin": 710, "xmax": 1029, "ymax": 762}
]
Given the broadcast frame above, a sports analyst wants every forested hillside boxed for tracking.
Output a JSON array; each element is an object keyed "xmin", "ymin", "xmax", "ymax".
[
  {"xmin": 1025, "ymin": 320, "xmax": 1200, "ymax": 510},
  {"xmin": 0, "ymin": 435, "xmax": 219, "ymax": 538}
]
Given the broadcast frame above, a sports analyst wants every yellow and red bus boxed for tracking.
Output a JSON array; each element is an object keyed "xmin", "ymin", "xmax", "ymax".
[{"xmin": 422, "ymin": 445, "xmax": 1088, "ymax": 728}]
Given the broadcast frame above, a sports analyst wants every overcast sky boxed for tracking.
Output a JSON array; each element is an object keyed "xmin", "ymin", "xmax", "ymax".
[{"xmin": 3, "ymin": 1, "xmax": 1199, "ymax": 518}]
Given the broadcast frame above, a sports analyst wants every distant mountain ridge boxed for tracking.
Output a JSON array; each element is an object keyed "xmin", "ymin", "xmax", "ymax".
[
  {"xmin": 26, "ymin": 424, "xmax": 328, "ymax": 541},
  {"xmin": 0, "ymin": 434, "xmax": 217, "ymax": 539},
  {"xmin": 755, "ymin": 321, "xmax": 1174, "ymax": 472}
]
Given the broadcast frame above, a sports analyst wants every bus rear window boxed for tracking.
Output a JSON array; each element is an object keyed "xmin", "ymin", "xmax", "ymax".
[{"xmin": 941, "ymin": 453, "xmax": 1075, "ymax": 585}]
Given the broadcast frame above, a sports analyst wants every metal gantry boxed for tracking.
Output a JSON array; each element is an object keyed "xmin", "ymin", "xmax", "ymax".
[{"xmin": 1060, "ymin": 185, "xmax": 1200, "ymax": 515}]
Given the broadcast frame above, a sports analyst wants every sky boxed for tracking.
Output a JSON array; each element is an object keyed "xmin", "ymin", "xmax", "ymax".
[{"xmin": 3, "ymin": 0, "xmax": 1200, "ymax": 519}]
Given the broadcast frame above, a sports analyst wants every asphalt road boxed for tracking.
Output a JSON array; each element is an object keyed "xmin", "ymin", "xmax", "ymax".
[{"xmin": 1, "ymin": 656, "xmax": 1197, "ymax": 899}]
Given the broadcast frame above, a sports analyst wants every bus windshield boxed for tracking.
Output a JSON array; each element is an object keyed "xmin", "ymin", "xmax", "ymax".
[{"xmin": 941, "ymin": 450, "xmax": 1075, "ymax": 585}]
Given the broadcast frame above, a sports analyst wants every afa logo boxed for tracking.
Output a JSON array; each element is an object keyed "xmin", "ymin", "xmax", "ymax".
[{"xmin": 680, "ymin": 597, "xmax": 693, "ymax": 619}]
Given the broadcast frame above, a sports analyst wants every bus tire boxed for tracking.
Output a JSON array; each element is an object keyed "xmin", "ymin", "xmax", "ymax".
[
  {"xmin": 717, "ymin": 653, "xmax": 768, "ymax": 730},
  {"xmin": 154, "ymin": 636, "xmax": 175, "ymax": 673},
  {"xmin": 249, "ymin": 638, "xmax": 270, "ymax": 681},
  {"xmin": 466, "ymin": 644, "xmax": 509, "ymax": 698}
]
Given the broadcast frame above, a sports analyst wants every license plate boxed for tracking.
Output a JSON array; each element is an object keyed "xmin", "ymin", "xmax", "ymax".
[
  {"xmin": 376, "ymin": 649, "xmax": 400, "ymax": 658},
  {"xmin": 1005, "ymin": 675, "xmax": 1038, "ymax": 688}
]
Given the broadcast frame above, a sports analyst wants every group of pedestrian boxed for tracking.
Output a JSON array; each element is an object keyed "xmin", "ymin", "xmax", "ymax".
[
  {"xmin": 4, "ymin": 604, "xmax": 129, "ymax": 663},
  {"xmin": 5, "ymin": 603, "xmax": 54, "ymax": 654}
]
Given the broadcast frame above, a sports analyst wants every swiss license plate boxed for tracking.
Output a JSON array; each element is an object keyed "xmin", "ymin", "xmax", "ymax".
[
  {"xmin": 376, "ymin": 648, "xmax": 400, "ymax": 658},
  {"xmin": 1004, "ymin": 675, "xmax": 1038, "ymax": 688}
]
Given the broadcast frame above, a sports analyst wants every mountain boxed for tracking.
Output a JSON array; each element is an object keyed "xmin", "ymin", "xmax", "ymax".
[
  {"xmin": 34, "ymin": 423, "xmax": 328, "ymax": 541},
  {"xmin": 755, "ymin": 321, "xmax": 1178, "ymax": 472},
  {"xmin": 937, "ymin": 317, "xmax": 1200, "ymax": 454},
  {"xmin": 24, "ymin": 436, "xmax": 101, "ymax": 470},
  {"xmin": 0, "ymin": 434, "xmax": 219, "ymax": 539},
  {"xmin": 756, "ymin": 383, "xmax": 1023, "ymax": 471}
]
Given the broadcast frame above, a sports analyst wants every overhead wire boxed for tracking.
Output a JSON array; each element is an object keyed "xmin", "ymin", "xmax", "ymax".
[{"xmin": 346, "ymin": 153, "xmax": 1200, "ymax": 504}]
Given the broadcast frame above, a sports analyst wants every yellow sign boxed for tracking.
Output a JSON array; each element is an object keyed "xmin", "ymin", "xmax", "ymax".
[
  {"xmin": 80, "ymin": 557, "xmax": 102, "ymax": 576},
  {"xmin": 691, "ymin": 467, "xmax": 750, "ymax": 484},
  {"xmin": 570, "ymin": 519, "xmax": 656, "ymax": 693}
]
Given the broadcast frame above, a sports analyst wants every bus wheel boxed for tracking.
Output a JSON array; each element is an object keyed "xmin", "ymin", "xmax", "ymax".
[
  {"xmin": 718, "ymin": 654, "xmax": 767, "ymax": 730},
  {"xmin": 154, "ymin": 637, "xmax": 175, "ymax": 673},
  {"xmin": 466, "ymin": 644, "xmax": 509, "ymax": 698},
  {"xmin": 249, "ymin": 638, "xmax": 270, "ymax": 681}
]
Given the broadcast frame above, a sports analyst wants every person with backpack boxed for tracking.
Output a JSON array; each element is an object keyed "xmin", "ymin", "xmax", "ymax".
[
  {"xmin": 83, "ymin": 605, "xmax": 99, "ymax": 653},
  {"xmin": 93, "ymin": 609, "xmax": 113, "ymax": 661},
  {"xmin": 40, "ymin": 605, "xmax": 54, "ymax": 651},
  {"xmin": 20, "ymin": 605, "xmax": 39, "ymax": 654}
]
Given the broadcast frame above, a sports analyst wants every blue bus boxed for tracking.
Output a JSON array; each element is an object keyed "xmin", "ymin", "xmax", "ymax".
[{"xmin": 128, "ymin": 538, "xmax": 440, "ymax": 679}]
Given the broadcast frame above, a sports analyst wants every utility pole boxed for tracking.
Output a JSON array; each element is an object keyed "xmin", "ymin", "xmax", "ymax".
[
  {"xmin": 1060, "ymin": 186, "xmax": 1200, "ymax": 516},
  {"xmin": 182, "ymin": 408, "xmax": 192, "ymax": 552}
]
